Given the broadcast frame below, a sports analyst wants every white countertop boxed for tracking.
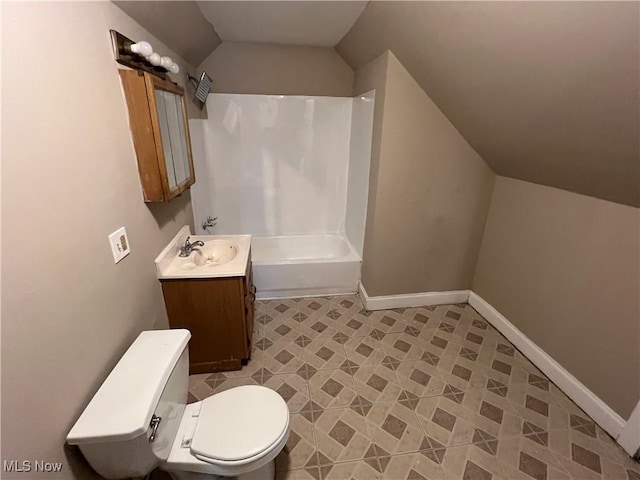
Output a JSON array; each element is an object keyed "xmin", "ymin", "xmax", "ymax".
[{"xmin": 154, "ymin": 226, "xmax": 251, "ymax": 279}]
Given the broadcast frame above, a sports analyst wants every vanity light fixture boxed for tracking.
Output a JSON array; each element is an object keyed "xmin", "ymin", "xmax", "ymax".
[
  {"xmin": 160, "ymin": 56, "xmax": 180, "ymax": 74},
  {"xmin": 110, "ymin": 30, "xmax": 179, "ymax": 78},
  {"xmin": 129, "ymin": 41, "xmax": 152, "ymax": 57},
  {"xmin": 146, "ymin": 52, "xmax": 162, "ymax": 67}
]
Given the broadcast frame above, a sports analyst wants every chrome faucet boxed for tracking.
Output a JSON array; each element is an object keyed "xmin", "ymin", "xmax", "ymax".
[{"xmin": 179, "ymin": 236, "xmax": 204, "ymax": 257}]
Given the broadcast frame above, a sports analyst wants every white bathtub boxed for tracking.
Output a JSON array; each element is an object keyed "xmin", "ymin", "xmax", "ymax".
[{"xmin": 251, "ymin": 234, "xmax": 362, "ymax": 299}]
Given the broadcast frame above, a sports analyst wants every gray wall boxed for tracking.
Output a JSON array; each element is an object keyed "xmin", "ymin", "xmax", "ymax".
[
  {"xmin": 356, "ymin": 51, "xmax": 495, "ymax": 297},
  {"xmin": 2, "ymin": 3, "xmax": 195, "ymax": 477},
  {"xmin": 198, "ymin": 42, "xmax": 354, "ymax": 97},
  {"xmin": 473, "ymin": 176, "xmax": 640, "ymax": 419}
]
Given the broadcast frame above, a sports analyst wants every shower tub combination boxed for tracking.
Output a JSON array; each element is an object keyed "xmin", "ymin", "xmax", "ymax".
[
  {"xmin": 251, "ymin": 233, "xmax": 361, "ymax": 299},
  {"xmin": 188, "ymin": 92, "xmax": 375, "ymax": 299}
]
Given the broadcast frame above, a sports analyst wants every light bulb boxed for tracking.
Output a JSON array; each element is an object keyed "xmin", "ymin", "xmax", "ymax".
[
  {"xmin": 169, "ymin": 63, "xmax": 180, "ymax": 74},
  {"xmin": 130, "ymin": 41, "xmax": 153, "ymax": 57},
  {"xmin": 160, "ymin": 56, "xmax": 173, "ymax": 70},
  {"xmin": 147, "ymin": 52, "xmax": 161, "ymax": 66}
]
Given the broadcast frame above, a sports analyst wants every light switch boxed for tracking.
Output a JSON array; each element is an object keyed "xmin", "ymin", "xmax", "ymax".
[{"xmin": 108, "ymin": 227, "xmax": 131, "ymax": 264}]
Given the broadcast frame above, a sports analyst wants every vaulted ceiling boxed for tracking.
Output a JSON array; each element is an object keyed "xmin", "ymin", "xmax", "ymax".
[
  {"xmin": 197, "ymin": 1, "xmax": 368, "ymax": 47},
  {"xmin": 337, "ymin": 2, "xmax": 640, "ymax": 207},
  {"xmin": 113, "ymin": 1, "xmax": 639, "ymax": 207}
]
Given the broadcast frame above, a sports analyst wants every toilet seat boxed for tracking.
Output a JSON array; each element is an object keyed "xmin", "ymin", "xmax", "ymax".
[
  {"xmin": 193, "ymin": 423, "xmax": 289, "ymax": 467},
  {"xmin": 190, "ymin": 385, "xmax": 289, "ymax": 465}
]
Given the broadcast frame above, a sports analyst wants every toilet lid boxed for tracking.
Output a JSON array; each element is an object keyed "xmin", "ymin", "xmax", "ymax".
[{"xmin": 191, "ymin": 385, "xmax": 289, "ymax": 462}]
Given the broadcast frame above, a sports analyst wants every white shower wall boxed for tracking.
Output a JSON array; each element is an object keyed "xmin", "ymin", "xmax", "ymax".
[
  {"xmin": 345, "ymin": 91, "xmax": 375, "ymax": 256},
  {"xmin": 190, "ymin": 94, "xmax": 355, "ymax": 237}
]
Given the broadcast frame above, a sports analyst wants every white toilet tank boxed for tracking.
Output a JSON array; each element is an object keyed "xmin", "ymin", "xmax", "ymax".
[{"xmin": 67, "ymin": 330, "xmax": 191, "ymax": 479}]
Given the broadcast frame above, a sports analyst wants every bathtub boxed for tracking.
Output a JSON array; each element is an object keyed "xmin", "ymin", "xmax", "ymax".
[{"xmin": 251, "ymin": 234, "xmax": 361, "ymax": 299}]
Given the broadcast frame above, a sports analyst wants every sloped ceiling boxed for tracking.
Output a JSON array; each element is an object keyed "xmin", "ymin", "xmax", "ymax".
[
  {"xmin": 197, "ymin": 1, "xmax": 368, "ymax": 47},
  {"xmin": 113, "ymin": 1, "xmax": 221, "ymax": 67},
  {"xmin": 336, "ymin": 1, "xmax": 640, "ymax": 207}
]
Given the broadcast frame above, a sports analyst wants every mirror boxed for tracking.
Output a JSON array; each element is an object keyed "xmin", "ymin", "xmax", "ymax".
[{"xmin": 154, "ymin": 89, "xmax": 193, "ymax": 189}]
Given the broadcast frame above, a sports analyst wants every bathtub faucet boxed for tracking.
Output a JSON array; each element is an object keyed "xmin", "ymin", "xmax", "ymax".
[
  {"xmin": 202, "ymin": 216, "xmax": 217, "ymax": 231},
  {"xmin": 179, "ymin": 236, "xmax": 204, "ymax": 257}
]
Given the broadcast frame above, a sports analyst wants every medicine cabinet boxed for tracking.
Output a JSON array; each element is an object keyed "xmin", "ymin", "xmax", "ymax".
[{"xmin": 119, "ymin": 70, "xmax": 195, "ymax": 202}]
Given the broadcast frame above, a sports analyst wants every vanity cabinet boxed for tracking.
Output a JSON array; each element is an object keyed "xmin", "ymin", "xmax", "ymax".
[
  {"xmin": 119, "ymin": 69, "xmax": 195, "ymax": 203},
  {"xmin": 160, "ymin": 256, "xmax": 256, "ymax": 374}
]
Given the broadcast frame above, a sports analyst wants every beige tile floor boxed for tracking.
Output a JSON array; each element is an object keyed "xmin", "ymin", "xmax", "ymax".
[{"xmin": 188, "ymin": 295, "xmax": 640, "ymax": 480}]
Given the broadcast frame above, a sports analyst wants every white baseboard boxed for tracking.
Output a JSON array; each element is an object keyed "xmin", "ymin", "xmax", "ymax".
[
  {"xmin": 467, "ymin": 291, "xmax": 626, "ymax": 439},
  {"xmin": 358, "ymin": 283, "xmax": 470, "ymax": 310},
  {"xmin": 616, "ymin": 399, "xmax": 640, "ymax": 457}
]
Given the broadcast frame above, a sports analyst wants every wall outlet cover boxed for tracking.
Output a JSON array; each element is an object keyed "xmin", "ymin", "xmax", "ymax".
[{"xmin": 108, "ymin": 227, "xmax": 131, "ymax": 264}]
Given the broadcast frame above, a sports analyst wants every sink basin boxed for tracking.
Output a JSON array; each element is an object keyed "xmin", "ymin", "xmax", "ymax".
[
  {"xmin": 155, "ymin": 226, "xmax": 251, "ymax": 279},
  {"xmin": 178, "ymin": 240, "xmax": 238, "ymax": 270}
]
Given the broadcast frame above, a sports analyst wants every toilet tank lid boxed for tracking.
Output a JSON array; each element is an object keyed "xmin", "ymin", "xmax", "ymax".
[{"xmin": 66, "ymin": 329, "xmax": 191, "ymax": 445}]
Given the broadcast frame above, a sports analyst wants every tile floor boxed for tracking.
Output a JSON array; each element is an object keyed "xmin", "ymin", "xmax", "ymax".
[{"xmin": 188, "ymin": 295, "xmax": 640, "ymax": 480}]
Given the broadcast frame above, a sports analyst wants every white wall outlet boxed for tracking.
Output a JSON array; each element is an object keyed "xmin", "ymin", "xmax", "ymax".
[{"xmin": 108, "ymin": 227, "xmax": 131, "ymax": 264}]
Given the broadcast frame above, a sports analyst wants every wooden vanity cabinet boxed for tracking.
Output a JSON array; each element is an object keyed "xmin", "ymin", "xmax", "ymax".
[{"xmin": 160, "ymin": 257, "xmax": 256, "ymax": 374}]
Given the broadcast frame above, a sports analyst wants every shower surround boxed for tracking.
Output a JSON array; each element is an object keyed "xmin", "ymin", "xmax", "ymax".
[{"xmin": 189, "ymin": 93, "xmax": 374, "ymax": 298}]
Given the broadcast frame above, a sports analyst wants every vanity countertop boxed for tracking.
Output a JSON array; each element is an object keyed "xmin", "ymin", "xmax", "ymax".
[{"xmin": 155, "ymin": 226, "xmax": 251, "ymax": 280}]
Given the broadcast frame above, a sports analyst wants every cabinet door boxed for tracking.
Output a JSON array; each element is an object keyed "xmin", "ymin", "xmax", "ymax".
[
  {"xmin": 161, "ymin": 278, "xmax": 247, "ymax": 373},
  {"xmin": 119, "ymin": 70, "xmax": 196, "ymax": 202},
  {"xmin": 145, "ymin": 74, "xmax": 195, "ymax": 201}
]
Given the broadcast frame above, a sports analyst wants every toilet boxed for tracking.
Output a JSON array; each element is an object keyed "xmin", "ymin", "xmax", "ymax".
[{"xmin": 67, "ymin": 330, "xmax": 290, "ymax": 480}]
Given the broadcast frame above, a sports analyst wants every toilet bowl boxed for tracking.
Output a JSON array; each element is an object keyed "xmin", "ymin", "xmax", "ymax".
[
  {"xmin": 66, "ymin": 330, "xmax": 290, "ymax": 480},
  {"xmin": 164, "ymin": 385, "xmax": 290, "ymax": 480}
]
